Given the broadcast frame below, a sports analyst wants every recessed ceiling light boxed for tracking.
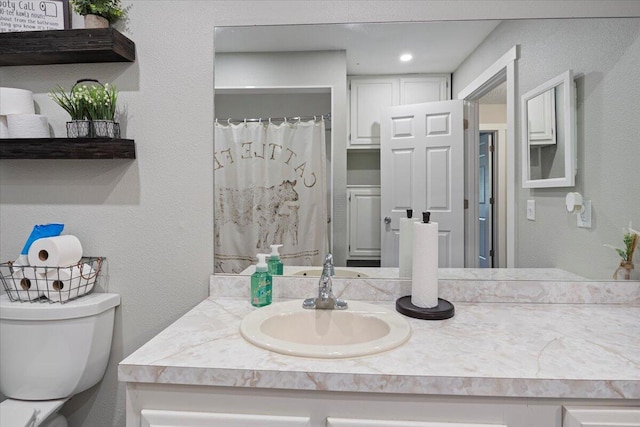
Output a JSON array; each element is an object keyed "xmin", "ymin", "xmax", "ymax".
[{"xmin": 400, "ymin": 53, "xmax": 413, "ymax": 62}]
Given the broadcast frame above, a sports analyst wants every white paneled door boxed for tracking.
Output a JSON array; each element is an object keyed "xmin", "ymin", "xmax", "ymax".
[{"xmin": 380, "ymin": 100, "xmax": 465, "ymax": 267}]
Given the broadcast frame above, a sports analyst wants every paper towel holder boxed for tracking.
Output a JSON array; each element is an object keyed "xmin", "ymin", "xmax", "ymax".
[{"xmin": 396, "ymin": 296, "xmax": 455, "ymax": 320}]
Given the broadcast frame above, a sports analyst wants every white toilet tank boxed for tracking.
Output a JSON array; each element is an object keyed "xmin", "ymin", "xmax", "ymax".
[{"xmin": 0, "ymin": 293, "xmax": 120, "ymax": 400}]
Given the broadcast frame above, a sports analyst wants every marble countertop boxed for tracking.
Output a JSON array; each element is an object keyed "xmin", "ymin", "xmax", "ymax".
[{"xmin": 119, "ymin": 278, "xmax": 640, "ymax": 400}]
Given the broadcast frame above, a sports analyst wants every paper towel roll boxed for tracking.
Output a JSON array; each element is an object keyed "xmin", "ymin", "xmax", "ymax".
[
  {"xmin": 44, "ymin": 263, "xmax": 95, "ymax": 302},
  {"xmin": 7, "ymin": 267, "xmax": 46, "ymax": 301},
  {"xmin": 0, "ymin": 87, "xmax": 35, "ymax": 115},
  {"xmin": 399, "ymin": 217, "xmax": 420, "ymax": 278},
  {"xmin": 28, "ymin": 235, "xmax": 83, "ymax": 267},
  {"xmin": 7, "ymin": 114, "xmax": 50, "ymax": 138},
  {"xmin": 411, "ymin": 220, "xmax": 439, "ymax": 308},
  {"xmin": 0, "ymin": 115, "xmax": 8, "ymax": 138}
]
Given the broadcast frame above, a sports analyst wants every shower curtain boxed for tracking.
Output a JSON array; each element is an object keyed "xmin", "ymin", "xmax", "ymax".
[{"xmin": 214, "ymin": 119, "xmax": 328, "ymax": 273}]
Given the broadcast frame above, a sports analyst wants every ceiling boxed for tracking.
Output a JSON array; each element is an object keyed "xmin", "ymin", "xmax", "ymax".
[{"xmin": 215, "ymin": 21, "xmax": 501, "ymax": 75}]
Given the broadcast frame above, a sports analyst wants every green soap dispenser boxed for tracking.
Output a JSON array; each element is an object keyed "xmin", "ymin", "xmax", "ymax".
[
  {"xmin": 251, "ymin": 253, "xmax": 272, "ymax": 307},
  {"xmin": 268, "ymin": 244, "xmax": 284, "ymax": 275}
]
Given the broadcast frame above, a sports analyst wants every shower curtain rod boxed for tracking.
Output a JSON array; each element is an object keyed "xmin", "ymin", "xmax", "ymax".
[{"xmin": 215, "ymin": 113, "xmax": 331, "ymax": 124}]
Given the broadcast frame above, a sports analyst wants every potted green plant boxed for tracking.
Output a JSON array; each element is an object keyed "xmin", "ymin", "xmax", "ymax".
[
  {"xmin": 83, "ymin": 82, "xmax": 120, "ymax": 137},
  {"xmin": 71, "ymin": 0, "xmax": 124, "ymax": 29},
  {"xmin": 48, "ymin": 84, "xmax": 91, "ymax": 137},
  {"xmin": 49, "ymin": 79, "xmax": 120, "ymax": 138},
  {"xmin": 605, "ymin": 224, "xmax": 639, "ymax": 280}
]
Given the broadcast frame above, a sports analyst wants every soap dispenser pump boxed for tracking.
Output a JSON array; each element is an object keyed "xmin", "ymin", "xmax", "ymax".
[
  {"xmin": 251, "ymin": 253, "xmax": 272, "ymax": 307},
  {"xmin": 268, "ymin": 244, "xmax": 284, "ymax": 275}
]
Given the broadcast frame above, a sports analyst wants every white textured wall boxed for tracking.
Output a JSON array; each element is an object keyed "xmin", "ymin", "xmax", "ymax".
[
  {"xmin": 1, "ymin": 2, "xmax": 639, "ymax": 427},
  {"xmin": 454, "ymin": 18, "xmax": 640, "ymax": 278}
]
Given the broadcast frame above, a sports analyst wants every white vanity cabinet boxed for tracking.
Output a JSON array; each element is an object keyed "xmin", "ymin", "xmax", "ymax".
[
  {"xmin": 125, "ymin": 383, "xmax": 640, "ymax": 427},
  {"xmin": 348, "ymin": 75, "xmax": 450, "ymax": 148},
  {"xmin": 347, "ymin": 186, "xmax": 381, "ymax": 259},
  {"xmin": 140, "ymin": 409, "xmax": 310, "ymax": 426},
  {"xmin": 563, "ymin": 406, "xmax": 640, "ymax": 427},
  {"xmin": 327, "ymin": 418, "xmax": 505, "ymax": 427}
]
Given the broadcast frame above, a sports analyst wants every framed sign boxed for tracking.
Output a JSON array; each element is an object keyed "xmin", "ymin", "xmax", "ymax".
[{"xmin": 0, "ymin": 0, "xmax": 70, "ymax": 32}]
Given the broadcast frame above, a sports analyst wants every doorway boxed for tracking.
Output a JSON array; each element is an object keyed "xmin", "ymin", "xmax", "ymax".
[
  {"xmin": 478, "ymin": 131, "xmax": 495, "ymax": 267},
  {"xmin": 458, "ymin": 45, "xmax": 518, "ymax": 268}
]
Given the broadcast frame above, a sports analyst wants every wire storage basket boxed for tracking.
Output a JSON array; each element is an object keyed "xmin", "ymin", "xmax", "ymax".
[{"xmin": 0, "ymin": 257, "xmax": 103, "ymax": 304}]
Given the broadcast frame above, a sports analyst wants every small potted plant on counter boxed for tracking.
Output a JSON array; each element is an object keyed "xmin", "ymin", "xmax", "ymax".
[
  {"xmin": 605, "ymin": 223, "xmax": 639, "ymax": 280},
  {"xmin": 71, "ymin": 0, "xmax": 124, "ymax": 28}
]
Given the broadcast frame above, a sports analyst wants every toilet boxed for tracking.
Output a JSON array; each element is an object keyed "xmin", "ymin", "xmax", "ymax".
[{"xmin": 0, "ymin": 293, "xmax": 120, "ymax": 427}]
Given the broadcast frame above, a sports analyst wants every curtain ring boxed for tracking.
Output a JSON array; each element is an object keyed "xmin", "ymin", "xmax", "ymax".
[{"xmin": 227, "ymin": 118, "xmax": 231, "ymax": 125}]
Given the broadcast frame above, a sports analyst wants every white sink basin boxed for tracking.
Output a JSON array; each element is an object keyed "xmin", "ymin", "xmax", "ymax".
[
  {"xmin": 240, "ymin": 300, "xmax": 411, "ymax": 358},
  {"xmin": 292, "ymin": 268, "xmax": 371, "ymax": 278}
]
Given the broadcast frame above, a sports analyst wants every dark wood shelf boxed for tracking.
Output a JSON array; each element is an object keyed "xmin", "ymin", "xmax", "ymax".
[
  {"xmin": 0, "ymin": 138, "xmax": 136, "ymax": 159},
  {"xmin": 0, "ymin": 28, "xmax": 135, "ymax": 66}
]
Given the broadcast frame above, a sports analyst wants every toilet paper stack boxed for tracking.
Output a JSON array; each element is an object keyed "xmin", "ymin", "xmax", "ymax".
[
  {"xmin": 12, "ymin": 235, "xmax": 96, "ymax": 302},
  {"xmin": 7, "ymin": 263, "xmax": 48, "ymax": 301},
  {"xmin": 0, "ymin": 87, "xmax": 50, "ymax": 139}
]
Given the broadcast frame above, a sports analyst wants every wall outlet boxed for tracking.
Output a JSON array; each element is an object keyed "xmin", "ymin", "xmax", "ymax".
[
  {"xmin": 526, "ymin": 200, "xmax": 536, "ymax": 221},
  {"xmin": 577, "ymin": 200, "xmax": 592, "ymax": 228}
]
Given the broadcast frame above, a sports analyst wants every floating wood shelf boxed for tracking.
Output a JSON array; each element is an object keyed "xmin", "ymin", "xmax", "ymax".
[
  {"xmin": 0, "ymin": 138, "xmax": 136, "ymax": 159},
  {"xmin": 0, "ymin": 28, "xmax": 135, "ymax": 66}
]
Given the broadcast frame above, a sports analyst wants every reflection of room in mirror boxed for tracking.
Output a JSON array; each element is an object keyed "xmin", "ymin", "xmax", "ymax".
[
  {"xmin": 527, "ymin": 84, "xmax": 566, "ymax": 181},
  {"xmin": 215, "ymin": 18, "xmax": 640, "ymax": 280},
  {"xmin": 521, "ymin": 70, "xmax": 575, "ymax": 188}
]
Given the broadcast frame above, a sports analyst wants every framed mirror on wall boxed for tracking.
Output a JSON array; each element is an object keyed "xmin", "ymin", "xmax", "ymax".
[
  {"xmin": 521, "ymin": 69, "xmax": 577, "ymax": 188},
  {"xmin": 214, "ymin": 17, "xmax": 640, "ymax": 281}
]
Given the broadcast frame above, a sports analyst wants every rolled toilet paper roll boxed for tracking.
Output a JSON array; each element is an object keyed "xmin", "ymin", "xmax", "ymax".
[
  {"xmin": 28, "ymin": 235, "xmax": 83, "ymax": 267},
  {"xmin": 44, "ymin": 263, "xmax": 96, "ymax": 302},
  {"xmin": 411, "ymin": 220, "xmax": 439, "ymax": 308},
  {"xmin": 7, "ymin": 114, "xmax": 50, "ymax": 138},
  {"xmin": 0, "ymin": 115, "xmax": 8, "ymax": 138},
  {"xmin": 0, "ymin": 87, "xmax": 35, "ymax": 115},
  {"xmin": 7, "ymin": 267, "xmax": 46, "ymax": 301}
]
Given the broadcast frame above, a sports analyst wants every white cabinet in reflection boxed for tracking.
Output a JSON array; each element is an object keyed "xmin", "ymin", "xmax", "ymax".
[
  {"xmin": 347, "ymin": 186, "xmax": 381, "ymax": 259},
  {"xmin": 527, "ymin": 88, "xmax": 556, "ymax": 146},
  {"xmin": 349, "ymin": 75, "xmax": 450, "ymax": 148}
]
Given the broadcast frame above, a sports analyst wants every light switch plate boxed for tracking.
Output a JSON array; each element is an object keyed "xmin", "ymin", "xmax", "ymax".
[
  {"xmin": 577, "ymin": 200, "xmax": 592, "ymax": 228},
  {"xmin": 527, "ymin": 200, "xmax": 536, "ymax": 221}
]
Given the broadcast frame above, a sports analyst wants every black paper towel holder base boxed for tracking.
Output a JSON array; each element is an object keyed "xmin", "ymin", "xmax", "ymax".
[{"xmin": 395, "ymin": 295, "xmax": 455, "ymax": 320}]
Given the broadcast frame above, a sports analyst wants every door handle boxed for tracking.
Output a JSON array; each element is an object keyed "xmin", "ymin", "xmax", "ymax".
[{"xmin": 384, "ymin": 217, "xmax": 391, "ymax": 224}]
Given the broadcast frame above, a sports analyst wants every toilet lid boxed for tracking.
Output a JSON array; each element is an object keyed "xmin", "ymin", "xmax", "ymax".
[
  {"xmin": 0, "ymin": 293, "xmax": 120, "ymax": 321},
  {"xmin": 0, "ymin": 398, "xmax": 67, "ymax": 427}
]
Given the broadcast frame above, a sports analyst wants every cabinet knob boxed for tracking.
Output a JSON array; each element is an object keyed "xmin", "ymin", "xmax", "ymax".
[{"xmin": 384, "ymin": 217, "xmax": 391, "ymax": 224}]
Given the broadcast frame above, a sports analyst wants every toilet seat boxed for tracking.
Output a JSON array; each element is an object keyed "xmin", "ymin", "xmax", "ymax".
[{"xmin": 0, "ymin": 398, "xmax": 67, "ymax": 427}]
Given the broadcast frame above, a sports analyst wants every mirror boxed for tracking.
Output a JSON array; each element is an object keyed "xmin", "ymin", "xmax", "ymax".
[
  {"xmin": 214, "ymin": 17, "xmax": 640, "ymax": 281},
  {"xmin": 521, "ymin": 70, "xmax": 576, "ymax": 188}
]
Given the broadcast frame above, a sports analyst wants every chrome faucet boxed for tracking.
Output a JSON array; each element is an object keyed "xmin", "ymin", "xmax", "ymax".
[{"xmin": 302, "ymin": 253, "xmax": 348, "ymax": 310}]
